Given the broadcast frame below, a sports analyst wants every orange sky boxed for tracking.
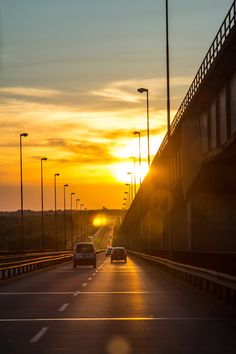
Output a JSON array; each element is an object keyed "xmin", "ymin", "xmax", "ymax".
[
  {"xmin": 0, "ymin": 0, "xmax": 232, "ymax": 210},
  {"xmin": 0, "ymin": 78, "xmax": 183, "ymax": 210}
]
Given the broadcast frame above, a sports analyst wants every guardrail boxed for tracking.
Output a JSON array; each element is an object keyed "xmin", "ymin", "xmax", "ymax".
[
  {"xmin": 157, "ymin": 0, "xmax": 236, "ymax": 156},
  {"xmin": 0, "ymin": 249, "xmax": 105, "ymax": 281},
  {"xmin": 129, "ymin": 250, "xmax": 236, "ymax": 305}
]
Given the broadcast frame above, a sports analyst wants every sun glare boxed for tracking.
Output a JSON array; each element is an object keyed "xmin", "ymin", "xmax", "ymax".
[
  {"xmin": 111, "ymin": 162, "xmax": 149, "ymax": 184},
  {"xmin": 92, "ymin": 214, "xmax": 108, "ymax": 227}
]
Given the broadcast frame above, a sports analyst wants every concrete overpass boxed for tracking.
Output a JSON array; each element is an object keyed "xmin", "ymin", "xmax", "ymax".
[{"xmin": 118, "ymin": 0, "xmax": 236, "ymax": 273}]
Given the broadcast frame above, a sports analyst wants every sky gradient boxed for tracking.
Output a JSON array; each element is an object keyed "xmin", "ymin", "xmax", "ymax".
[{"xmin": 0, "ymin": 0, "xmax": 233, "ymax": 210}]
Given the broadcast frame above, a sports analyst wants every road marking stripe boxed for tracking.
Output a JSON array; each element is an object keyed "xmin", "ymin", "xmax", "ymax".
[
  {"xmin": 74, "ymin": 291, "xmax": 80, "ymax": 297},
  {"xmin": 30, "ymin": 327, "xmax": 48, "ymax": 343},
  {"xmin": 88, "ymin": 278, "xmax": 92, "ymax": 281},
  {"xmin": 58, "ymin": 303, "xmax": 68, "ymax": 312},
  {"xmin": 0, "ymin": 292, "xmax": 74, "ymax": 295},
  {"xmin": 92, "ymin": 273, "xmax": 96, "ymax": 276},
  {"xmin": 82, "ymin": 283, "xmax": 87, "ymax": 287},
  {"xmin": 71, "ymin": 291, "xmax": 181, "ymax": 294},
  {"xmin": 1, "ymin": 317, "xmax": 230, "ymax": 323}
]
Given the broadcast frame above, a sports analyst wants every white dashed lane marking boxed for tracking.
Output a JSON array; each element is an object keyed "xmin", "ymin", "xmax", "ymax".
[
  {"xmin": 58, "ymin": 303, "xmax": 68, "ymax": 312},
  {"xmin": 30, "ymin": 327, "xmax": 48, "ymax": 343},
  {"xmin": 82, "ymin": 283, "xmax": 87, "ymax": 287}
]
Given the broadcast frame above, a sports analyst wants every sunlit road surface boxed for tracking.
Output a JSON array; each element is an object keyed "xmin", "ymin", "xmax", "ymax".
[{"xmin": 0, "ymin": 254, "xmax": 236, "ymax": 354}]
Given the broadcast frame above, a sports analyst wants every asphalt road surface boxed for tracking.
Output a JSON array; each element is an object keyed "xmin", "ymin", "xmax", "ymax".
[{"xmin": 0, "ymin": 253, "xmax": 235, "ymax": 354}]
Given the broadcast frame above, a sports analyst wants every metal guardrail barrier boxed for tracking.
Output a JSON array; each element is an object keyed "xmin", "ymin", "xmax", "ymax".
[
  {"xmin": 0, "ymin": 249, "xmax": 105, "ymax": 281},
  {"xmin": 157, "ymin": 0, "xmax": 236, "ymax": 156},
  {"xmin": 0, "ymin": 253, "xmax": 73, "ymax": 281},
  {"xmin": 129, "ymin": 250, "xmax": 236, "ymax": 305}
]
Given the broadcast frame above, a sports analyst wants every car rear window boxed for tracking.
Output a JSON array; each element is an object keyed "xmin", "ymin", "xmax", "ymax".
[
  {"xmin": 113, "ymin": 248, "xmax": 125, "ymax": 254},
  {"xmin": 75, "ymin": 244, "xmax": 95, "ymax": 253}
]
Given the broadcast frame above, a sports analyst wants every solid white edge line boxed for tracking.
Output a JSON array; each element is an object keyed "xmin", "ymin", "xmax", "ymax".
[
  {"xmin": 30, "ymin": 327, "xmax": 48, "ymax": 343},
  {"xmin": 1, "ymin": 317, "xmax": 229, "ymax": 323},
  {"xmin": 70, "ymin": 291, "xmax": 181, "ymax": 294},
  {"xmin": 58, "ymin": 303, "xmax": 68, "ymax": 312},
  {"xmin": 0, "ymin": 292, "xmax": 74, "ymax": 295}
]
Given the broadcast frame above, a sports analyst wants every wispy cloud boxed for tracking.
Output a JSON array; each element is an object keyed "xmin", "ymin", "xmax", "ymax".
[
  {"xmin": 0, "ymin": 86, "xmax": 62, "ymax": 98},
  {"xmin": 90, "ymin": 76, "xmax": 192, "ymax": 107}
]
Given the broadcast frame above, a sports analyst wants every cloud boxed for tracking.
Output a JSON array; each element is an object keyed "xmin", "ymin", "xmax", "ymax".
[
  {"xmin": 0, "ymin": 86, "xmax": 62, "ymax": 98},
  {"xmin": 45, "ymin": 139, "xmax": 115, "ymax": 164},
  {"xmin": 89, "ymin": 76, "xmax": 192, "ymax": 109}
]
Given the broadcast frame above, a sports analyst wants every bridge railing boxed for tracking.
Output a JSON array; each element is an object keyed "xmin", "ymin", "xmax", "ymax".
[
  {"xmin": 129, "ymin": 250, "xmax": 236, "ymax": 305},
  {"xmin": 157, "ymin": 0, "xmax": 236, "ymax": 157},
  {"xmin": 0, "ymin": 249, "xmax": 105, "ymax": 281}
]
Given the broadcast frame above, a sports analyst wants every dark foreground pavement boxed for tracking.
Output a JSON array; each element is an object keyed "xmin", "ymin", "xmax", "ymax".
[{"xmin": 0, "ymin": 253, "xmax": 235, "ymax": 353}]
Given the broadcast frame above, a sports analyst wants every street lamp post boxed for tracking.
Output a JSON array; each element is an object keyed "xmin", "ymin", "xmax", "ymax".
[
  {"xmin": 54, "ymin": 173, "xmax": 60, "ymax": 249},
  {"xmin": 137, "ymin": 88, "xmax": 150, "ymax": 168},
  {"xmin": 165, "ymin": 0, "xmax": 172, "ymax": 260},
  {"xmin": 76, "ymin": 198, "xmax": 80, "ymax": 242},
  {"xmin": 133, "ymin": 131, "xmax": 141, "ymax": 187},
  {"xmin": 125, "ymin": 184, "xmax": 131, "ymax": 207},
  {"xmin": 127, "ymin": 172, "xmax": 133, "ymax": 202},
  {"xmin": 166, "ymin": 0, "xmax": 171, "ymax": 140},
  {"xmin": 70, "ymin": 192, "xmax": 75, "ymax": 249},
  {"xmin": 80, "ymin": 203, "xmax": 84, "ymax": 241},
  {"xmin": 63, "ymin": 184, "xmax": 69, "ymax": 249},
  {"xmin": 19, "ymin": 132, "xmax": 28, "ymax": 250},
  {"xmin": 129, "ymin": 156, "xmax": 136, "ymax": 196},
  {"xmin": 41, "ymin": 157, "xmax": 47, "ymax": 250},
  {"xmin": 124, "ymin": 191, "xmax": 128, "ymax": 207}
]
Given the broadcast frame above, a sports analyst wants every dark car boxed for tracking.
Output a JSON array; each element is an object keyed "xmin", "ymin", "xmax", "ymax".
[
  {"xmin": 111, "ymin": 247, "xmax": 127, "ymax": 263},
  {"xmin": 105, "ymin": 247, "xmax": 113, "ymax": 257},
  {"xmin": 73, "ymin": 242, "xmax": 96, "ymax": 268}
]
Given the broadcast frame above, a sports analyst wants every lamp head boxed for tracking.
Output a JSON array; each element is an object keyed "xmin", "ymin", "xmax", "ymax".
[
  {"xmin": 64, "ymin": 184, "xmax": 69, "ymax": 187},
  {"xmin": 71, "ymin": 192, "xmax": 75, "ymax": 195},
  {"xmin": 20, "ymin": 132, "xmax": 28, "ymax": 137},
  {"xmin": 137, "ymin": 87, "xmax": 148, "ymax": 94},
  {"xmin": 133, "ymin": 131, "xmax": 140, "ymax": 136},
  {"xmin": 55, "ymin": 173, "xmax": 60, "ymax": 177},
  {"xmin": 41, "ymin": 157, "xmax": 47, "ymax": 161}
]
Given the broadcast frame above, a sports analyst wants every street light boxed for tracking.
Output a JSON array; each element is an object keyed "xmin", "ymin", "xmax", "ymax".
[
  {"xmin": 127, "ymin": 172, "xmax": 133, "ymax": 202},
  {"xmin": 19, "ymin": 132, "xmax": 28, "ymax": 250},
  {"xmin": 41, "ymin": 157, "xmax": 47, "ymax": 249},
  {"xmin": 137, "ymin": 88, "xmax": 150, "ymax": 168},
  {"xmin": 133, "ymin": 131, "xmax": 142, "ymax": 187},
  {"xmin": 129, "ymin": 156, "xmax": 136, "ymax": 196},
  {"xmin": 63, "ymin": 184, "xmax": 69, "ymax": 249},
  {"xmin": 70, "ymin": 192, "xmax": 75, "ymax": 248},
  {"xmin": 76, "ymin": 198, "xmax": 80, "ymax": 242},
  {"xmin": 54, "ymin": 173, "xmax": 60, "ymax": 249},
  {"xmin": 125, "ymin": 184, "xmax": 131, "ymax": 207},
  {"xmin": 165, "ymin": 0, "xmax": 172, "ymax": 260},
  {"xmin": 165, "ymin": 0, "xmax": 171, "ymax": 140},
  {"xmin": 80, "ymin": 204, "xmax": 84, "ymax": 241}
]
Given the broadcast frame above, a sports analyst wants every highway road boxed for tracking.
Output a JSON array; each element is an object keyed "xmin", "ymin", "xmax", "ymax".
[{"xmin": 0, "ymin": 253, "xmax": 236, "ymax": 354}]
